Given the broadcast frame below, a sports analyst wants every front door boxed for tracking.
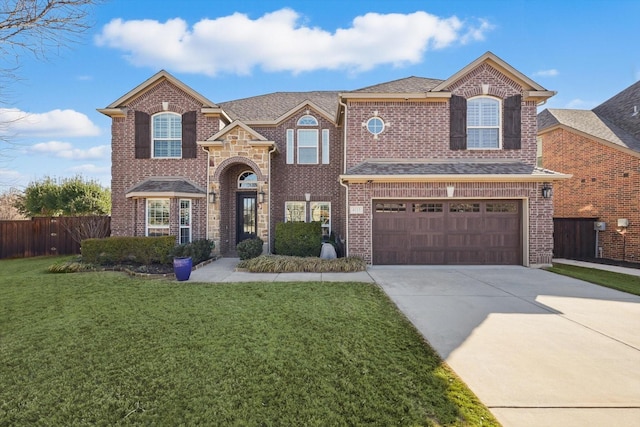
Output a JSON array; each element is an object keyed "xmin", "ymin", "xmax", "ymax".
[{"xmin": 236, "ymin": 192, "xmax": 257, "ymax": 244}]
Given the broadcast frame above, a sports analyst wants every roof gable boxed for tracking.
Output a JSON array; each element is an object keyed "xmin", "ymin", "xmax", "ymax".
[
  {"xmin": 104, "ymin": 70, "xmax": 218, "ymax": 109},
  {"xmin": 432, "ymin": 52, "xmax": 554, "ymax": 102},
  {"xmin": 205, "ymin": 120, "xmax": 269, "ymax": 142},
  {"xmin": 538, "ymin": 108, "xmax": 640, "ymax": 154}
]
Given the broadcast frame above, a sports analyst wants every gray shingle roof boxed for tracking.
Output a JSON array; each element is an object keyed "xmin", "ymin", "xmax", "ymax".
[
  {"xmin": 217, "ymin": 77, "xmax": 445, "ymax": 123},
  {"xmin": 593, "ymin": 80, "xmax": 640, "ymax": 141},
  {"xmin": 126, "ymin": 178, "xmax": 206, "ymax": 196},
  {"xmin": 349, "ymin": 76, "xmax": 444, "ymax": 93},
  {"xmin": 345, "ymin": 160, "xmax": 559, "ymax": 176},
  {"xmin": 538, "ymin": 80, "xmax": 640, "ymax": 152},
  {"xmin": 538, "ymin": 108, "xmax": 640, "ymax": 151},
  {"xmin": 219, "ymin": 91, "xmax": 341, "ymax": 122}
]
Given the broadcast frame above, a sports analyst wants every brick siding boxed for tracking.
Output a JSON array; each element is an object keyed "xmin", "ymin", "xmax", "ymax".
[
  {"xmin": 542, "ymin": 127, "xmax": 640, "ymax": 262},
  {"xmin": 110, "ymin": 80, "xmax": 216, "ymax": 241}
]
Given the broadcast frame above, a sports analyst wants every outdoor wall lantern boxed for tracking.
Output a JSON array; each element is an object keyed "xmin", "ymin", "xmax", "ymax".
[
  {"xmin": 541, "ymin": 183, "xmax": 553, "ymax": 199},
  {"xmin": 209, "ymin": 190, "xmax": 217, "ymax": 204},
  {"xmin": 258, "ymin": 190, "xmax": 265, "ymax": 204}
]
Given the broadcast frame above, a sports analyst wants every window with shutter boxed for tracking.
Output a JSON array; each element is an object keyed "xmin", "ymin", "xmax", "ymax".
[
  {"xmin": 467, "ymin": 96, "xmax": 501, "ymax": 149},
  {"xmin": 152, "ymin": 112, "xmax": 182, "ymax": 158},
  {"xmin": 503, "ymin": 94, "xmax": 522, "ymax": 150},
  {"xmin": 182, "ymin": 111, "xmax": 197, "ymax": 158},
  {"xmin": 134, "ymin": 111, "xmax": 150, "ymax": 158},
  {"xmin": 449, "ymin": 95, "xmax": 467, "ymax": 150}
]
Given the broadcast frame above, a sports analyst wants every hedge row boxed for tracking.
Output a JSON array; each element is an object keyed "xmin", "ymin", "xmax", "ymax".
[{"xmin": 82, "ymin": 236, "xmax": 176, "ymax": 265}]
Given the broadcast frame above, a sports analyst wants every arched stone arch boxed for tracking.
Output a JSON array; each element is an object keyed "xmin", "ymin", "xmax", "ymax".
[{"xmin": 212, "ymin": 156, "xmax": 265, "ymax": 182}]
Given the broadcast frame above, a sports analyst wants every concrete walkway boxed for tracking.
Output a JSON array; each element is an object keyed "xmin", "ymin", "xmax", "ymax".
[{"xmin": 187, "ymin": 258, "xmax": 640, "ymax": 426}]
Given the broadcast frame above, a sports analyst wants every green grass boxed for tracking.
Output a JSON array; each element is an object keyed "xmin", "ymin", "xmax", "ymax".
[
  {"xmin": 547, "ymin": 263, "xmax": 640, "ymax": 296},
  {"xmin": 0, "ymin": 257, "xmax": 498, "ymax": 426}
]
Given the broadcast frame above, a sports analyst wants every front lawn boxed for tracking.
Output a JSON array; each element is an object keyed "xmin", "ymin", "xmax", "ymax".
[
  {"xmin": 548, "ymin": 262, "xmax": 640, "ymax": 296},
  {"xmin": 0, "ymin": 257, "xmax": 498, "ymax": 426}
]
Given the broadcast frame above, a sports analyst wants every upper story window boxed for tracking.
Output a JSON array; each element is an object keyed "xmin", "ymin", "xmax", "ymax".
[
  {"xmin": 238, "ymin": 171, "xmax": 258, "ymax": 188},
  {"xmin": 366, "ymin": 117, "xmax": 385, "ymax": 136},
  {"xmin": 450, "ymin": 94, "xmax": 521, "ymax": 151},
  {"xmin": 286, "ymin": 114, "xmax": 329, "ymax": 165},
  {"xmin": 467, "ymin": 97, "xmax": 501, "ymax": 149},
  {"xmin": 297, "ymin": 115, "xmax": 318, "ymax": 126},
  {"xmin": 152, "ymin": 113, "xmax": 182, "ymax": 158}
]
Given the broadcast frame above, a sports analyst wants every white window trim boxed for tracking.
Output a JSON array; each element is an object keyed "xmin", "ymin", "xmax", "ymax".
[
  {"xmin": 467, "ymin": 96, "xmax": 502, "ymax": 150},
  {"xmin": 179, "ymin": 199, "xmax": 191, "ymax": 244},
  {"xmin": 297, "ymin": 114, "xmax": 318, "ymax": 126},
  {"xmin": 322, "ymin": 129, "xmax": 330, "ymax": 164},
  {"xmin": 366, "ymin": 117, "xmax": 385, "ymax": 136},
  {"xmin": 297, "ymin": 129, "xmax": 319, "ymax": 164},
  {"xmin": 146, "ymin": 198, "xmax": 170, "ymax": 237},
  {"xmin": 285, "ymin": 201, "xmax": 306, "ymax": 223},
  {"xmin": 238, "ymin": 170, "xmax": 258, "ymax": 189},
  {"xmin": 286, "ymin": 129, "xmax": 294, "ymax": 164},
  {"xmin": 152, "ymin": 112, "xmax": 182, "ymax": 159}
]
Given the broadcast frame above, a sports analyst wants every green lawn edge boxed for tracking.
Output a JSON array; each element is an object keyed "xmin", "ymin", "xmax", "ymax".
[{"xmin": 547, "ymin": 263, "xmax": 640, "ymax": 296}]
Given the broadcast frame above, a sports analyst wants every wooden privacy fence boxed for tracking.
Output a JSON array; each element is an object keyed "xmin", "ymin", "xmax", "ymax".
[{"xmin": 0, "ymin": 216, "xmax": 111, "ymax": 259}]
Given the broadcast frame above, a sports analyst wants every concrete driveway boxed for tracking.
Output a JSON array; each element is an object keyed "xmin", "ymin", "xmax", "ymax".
[{"xmin": 369, "ymin": 265, "xmax": 640, "ymax": 427}]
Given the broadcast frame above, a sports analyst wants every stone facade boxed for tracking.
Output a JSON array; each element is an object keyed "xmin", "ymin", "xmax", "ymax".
[{"xmin": 205, "ymin": 125, "xmax": 272, "ymax": 254}]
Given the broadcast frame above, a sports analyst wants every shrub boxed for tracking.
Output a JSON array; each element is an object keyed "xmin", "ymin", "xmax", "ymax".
[
  {"xmin": 171, "ymin": 239, "xmax": 215, "ymax": 264},
  {"xmin": 237, "ymin": 255, "xmax": 366, "ymax": 273},
  {"xmin": 275, "ymin": 222, "xmax": 322, "ymax": 257},
  {"xmin": 47, "ymin": 260, "xmax": 96, "ymax": 274},
  {"xmin": 237, "ymin": 237, "xmax": 264, "ymax": 260},
  {"xmin": 82, "ymin": 236, "xmax": 176, "ymax": 265}
]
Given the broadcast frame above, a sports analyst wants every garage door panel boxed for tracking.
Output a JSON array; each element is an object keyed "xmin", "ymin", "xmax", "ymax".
[
  {"xmin": 410, "ymin": 250, "xmax": 445, "ymax": 264},
  {"xmin": 373, "ymin": 199, "xmax": 522, "ymax": 265}
]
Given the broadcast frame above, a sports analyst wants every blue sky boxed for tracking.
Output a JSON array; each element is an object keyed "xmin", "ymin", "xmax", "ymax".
[{"xmin": 1, "ymin": 0, "xmax": 639, "ymax": 192}]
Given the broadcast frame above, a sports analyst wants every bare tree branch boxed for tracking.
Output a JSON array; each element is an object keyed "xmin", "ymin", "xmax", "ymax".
[{"xmin": 0, "ymin": 0, "xmax": 99, "ymax": 58}]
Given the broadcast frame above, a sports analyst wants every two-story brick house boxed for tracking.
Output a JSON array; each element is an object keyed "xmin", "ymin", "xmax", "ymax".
[{"xmin": 100, "ymin": 52, "xmax": 568, "ymax": 266}]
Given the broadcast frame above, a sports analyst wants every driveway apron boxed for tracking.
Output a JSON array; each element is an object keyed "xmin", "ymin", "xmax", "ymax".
[{"xmin": 369, "ymin": 265, "xmax": 640, "ymax": 427}]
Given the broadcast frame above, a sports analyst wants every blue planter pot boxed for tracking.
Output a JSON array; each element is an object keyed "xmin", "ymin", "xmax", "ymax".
[{"xmin": 173, "ymin": 257, "xmax": 192, "ymax": 281}]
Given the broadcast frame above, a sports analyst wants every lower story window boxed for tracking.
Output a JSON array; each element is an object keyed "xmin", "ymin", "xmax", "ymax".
[
  {"xmin": 147, "ymin": 199, "xmax": 170, "ymax": 236},
  {"xmin": 179, "ymin": 199, "xmax": 191, "ymax": 244},
  {"xmin": 285, "ymin": 201, "xmax": 306, "ymax": 222},
  {"xmin": 311, "ymin": 202, "xmax": 331, "ymax": 238}
]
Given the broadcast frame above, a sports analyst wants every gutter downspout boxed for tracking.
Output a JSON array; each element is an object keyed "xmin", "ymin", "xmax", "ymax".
[
  {"xmin": 267, "ymin": 144, "xmax": 277, "ymax": 254},
  {"xmin": 201, "ymin": 145, "xmax": 210, "ymax": 242},
  {"xmin": 339, "ymin": 96, "xmax": 349, "ymax": 257}
]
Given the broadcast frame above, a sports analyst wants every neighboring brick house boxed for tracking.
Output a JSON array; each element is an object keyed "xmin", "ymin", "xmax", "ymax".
[
  {"xmin": 538, "ymin": 80, "xmax": 640, "ymax": 262},
  {"xmin": 100, "ymin": 51, "xmax": 567, "ymax": 266}
]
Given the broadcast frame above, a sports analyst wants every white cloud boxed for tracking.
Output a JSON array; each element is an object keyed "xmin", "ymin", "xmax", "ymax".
[
  {"xmin": 31, "ymin": 141, "xmax": 110, "ymax": 160},
  {"xmin": 0, "ymin": 108, "xmax": 101, "ymax": 137},
  {"xmin": 533, "ymin": 69, "xmax": 559, "ymax": 77},
  {"xmin": 96, "ymin": 9, "xmax": 493, "ymax": 75}
]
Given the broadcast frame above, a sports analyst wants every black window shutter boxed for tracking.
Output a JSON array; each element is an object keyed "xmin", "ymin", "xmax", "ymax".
[
  {"xmin": 449, "ymin": 95, "xmax": 467, "ymax": 150},
  {"xmin": 503, "ymin": 94, "xmax": 522, "ymax": 150},
  {"xmin": 134, "ymin": 111, "xmax": 150, "ymax": 158},
  {"xmin": 182, "ymin": 111, "xmax": 197, "ymax": 159}
]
